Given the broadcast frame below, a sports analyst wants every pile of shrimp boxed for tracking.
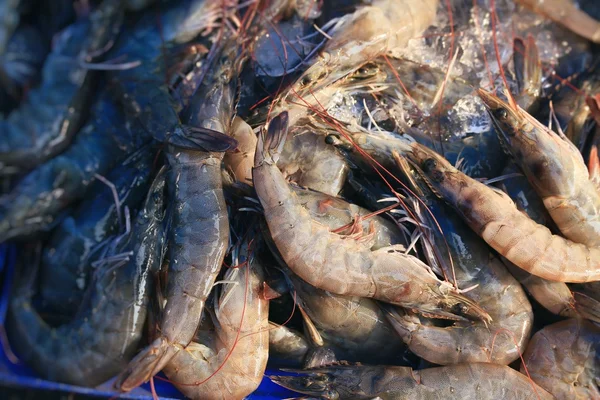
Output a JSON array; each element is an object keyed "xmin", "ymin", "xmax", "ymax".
[{"xmin": 1, "ymin": 0, "xmax": 600, "ymax": 399}]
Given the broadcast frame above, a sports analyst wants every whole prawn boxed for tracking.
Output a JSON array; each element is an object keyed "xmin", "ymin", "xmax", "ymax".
[
  {"xmin": 7, "ymin": 171, "xmax": 166, "ymax": 386},
  {"xmin": 163, "ymin": 236, "xmax": 269, "ymax": 400},
  {"xmin": 403, "ymin": 141, "xmax": 600, "ymax": 283},
  {"xmin": 253, "ymin": 111, "xmax": 489, "ymax": 321},
  {"xmin": 384, "ymin": 158, "xmax": 533, "ymax": 365},
  {"xmin": 271, "ymin": 362, "xmax": 554, "ymax": 399},
  {"xmin": 479, "ymin": 89, "xmax": 600, "ymax": 248},
  {"xmin": 522, "ymin": 318, "xmax": 600, "ymax": 400}
]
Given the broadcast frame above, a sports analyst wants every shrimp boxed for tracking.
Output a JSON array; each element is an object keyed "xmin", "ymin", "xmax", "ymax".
[
  {"xmin": 516, "ymin": 0, "xmax": 600, "ymax": 43},
  {"xmin": 284, "ymin": 270, "xmax": 409, "ymax": 365},
  {"xmin": 253, "ymin": 111, "xmax": 489, "ymax": 322},
  {"xmin": 271, "ymin": 0, "xmax": 438, "ymax": 128},
  {"xmin": 271, "ymin": 362, "xmax": 554, "ymax": 399},
  {"xmin": 6, "ymin": 171, "xmax": 166, "ymax": 386},
  {"xmin": 38, "ymin": 144, "xmax": 158, "ymax": 316},
  {"xmin": 0, "ymin": 0, "xmax": 125, "ymax": 174},
  {"xmin": 383, "ymin": 158, "xmax": 533, "ymax": 366},
  {"xmin": 402, "ymin": 141, "xmax": 600, "ymax": 282},
  {"xmin": 114, "ymin": 29, "xmax": 247, "ymax": 392},
  {"xmin": 224, "ymin": 116, "xmax": 257, "ymax": 185},
  {"xmin": 479, "ymin": 89, "xmax": 600, "ymax": 248},
  {"xmin": 268, "ymin": 322, "xmax": 310, "ymax": 368},
  {"xmin": 0, "ymin": 87, "xmax": 153, "ymax": 242},
  {"xmin": 162, "ymin": 238, "xmax": 269, "ymax": 400},
  {"xmin": 498, "ymin": 162, "xmax": 600, "ymax": 322},
  {"xmin": 276, "ymin": 125, "xmax": 349, "ymax": 196},
  {"xmin": 522, "ymin": 318, "xmax": 600, "ymax": 400}
]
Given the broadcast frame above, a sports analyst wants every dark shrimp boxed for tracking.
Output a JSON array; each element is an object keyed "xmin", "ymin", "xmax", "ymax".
[
  {"xmin": 39, "ymin": 144, "xmax": 158, "ymax": 315},
  {"xmin": 0, "ymin": 87, "xmax": 153, "ymax": 242},
  {"xmin": 7, "ymin": 171, "xmax": 166, "ymax": 386},
  {"xmin": 0, "ymin": 0, "xmax": 125, "ymax": 174}
]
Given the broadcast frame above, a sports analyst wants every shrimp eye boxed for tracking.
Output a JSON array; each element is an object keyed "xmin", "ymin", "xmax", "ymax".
[
  {"xmin": 422, "ymin": 158, "xmax": 438, "ymax": 173},
  {"xmin": 497, "ymin": 108, "xmax": 509, "ymax": 120}
]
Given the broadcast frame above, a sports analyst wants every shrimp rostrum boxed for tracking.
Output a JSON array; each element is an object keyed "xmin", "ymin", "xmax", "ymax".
[
  {"xmin": 7, "ymin": 171, "xmax": 166, "ymax": 386},
  {"xmin": 253, "ymin": 111, "xmax": 489, "ymax": 322}
]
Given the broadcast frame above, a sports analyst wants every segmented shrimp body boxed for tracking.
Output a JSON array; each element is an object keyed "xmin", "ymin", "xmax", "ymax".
[
  {"xmin": 254, "ymin": 112, "xmax": 489, "ymax": 321},
  {"xmin": 404, "ymin": 141, "xmax": 600, "ymax": 283}
]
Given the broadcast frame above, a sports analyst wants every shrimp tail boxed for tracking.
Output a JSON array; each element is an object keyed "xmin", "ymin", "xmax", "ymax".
[
  {"xmin": 114, "ymin": 337, "xmax": 179, "ymax": 391},
  {"xmin": 255, "ymin": 111, "xmax": 289, "ymax": 167},
  {"xmin": 572, "ymin": 291, "xmax": 600, "ymax": 324},
  {"xmin": 166, "ymin": 125, "xmax": 238, "ymax": 152}
]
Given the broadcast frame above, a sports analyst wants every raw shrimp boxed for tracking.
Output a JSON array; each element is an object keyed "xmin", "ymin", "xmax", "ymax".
[
  {"xmin": 253, "ymin": 111, "xmax": 489, "ymax": 321},
  {"xmin": 39, "ymin": 145, "xmax": 158, "ymax": 315},
  {"xmin": 268, "ymin": 322, "xmax": 310, "ymax": 368},
  {"xmin": 0, "ymin": 87, "xmax": 153, "ymax": 242},
  {"xmin": 272, "ymin": 0, "xmax": 438, "ymax": 128},
  {"xmin": 480, "ymin": 89, "xmax": 600, "ymax": 247},
  {"xmin": 516, "ymin": 0, "xmax": 600, "ymax": 43},
  {"xmin": 224, "ymin": 116, "xmax": 257, "ymax": 184},
  {"xmin": 499, "ymin": 162, "xmax": 600, "ymax": 322},
  {"xmin": 0, "ymin": 0, "xmax": 125, "ymax": 174},
  {"xmin": 7, "ymin": 171, "xmax": 166, "ymax": 386},
  {"xmin": 115, "ymin": 30, "xmax": 244, "ymax": 391},
  {"xmin": 284, "ymin": 270, "xmax": 409, "ymax": 365},
  {"xmin": 277, "ymin": 125, "xmax": 349, "ymax": 196},
  {"xmin": 271, "ymin": 362, "xmax": 554, "ymax": 399},
  {"xmin": 384, "ymin": 159, "xmax": 533, "ymax": 365},
  {"xmin": 522, "ymin": 318, "xmax": 600, "ymax": 400},
  {"xmin": 162, "ymin": 239, "xmax": 269, "ymax": 400},
  {"xmin": 402, "ymin": 141, "xmax": 600, "ymax": 282}
]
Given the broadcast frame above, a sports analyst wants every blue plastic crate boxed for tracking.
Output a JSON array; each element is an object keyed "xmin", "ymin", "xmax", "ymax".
[{"xmin": 0, "ymin": 244, "xmax": 297, "ymax": 399}]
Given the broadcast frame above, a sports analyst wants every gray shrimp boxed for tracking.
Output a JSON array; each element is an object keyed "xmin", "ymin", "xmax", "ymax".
[
  {"xmin": 6, "ymin": 171, "xmax": 166, "ymax": 386},
  {"xmin": 271, "ymin": 363, "xmax": 554, "ymax": 399},
  {"xmin": 522, "ymin": 318, "xmax": 600, "ymax": 400},
  {"xmin": 0, "ymin": 0, "xmax": 125, "ymax": 174},
  {"xmin": 254, "ymin": 111, "xmax": 490, "ymax": 322}
]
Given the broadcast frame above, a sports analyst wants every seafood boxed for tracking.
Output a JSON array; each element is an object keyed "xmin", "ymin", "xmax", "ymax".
[
  {"xmin": 268, "ymin": 322, "xmax": 310, "ymax": 368},
  {"xmin": 284, "ymin": 270, "xmax": 409, "ymax": 365},
  {"xmin": 38, "ymin": 145, "xmax": 158, "ymax": 315},
  {"xmin": 479, "ymin": 88, "xmax": 600, "ymax": 248},
  {"xmin": 271, "ymin": 362, "xmax": 554, "ymax": 399},
  {"xmin": 115, "ymin": 28, "xmax": 243, "ymax": 392},
  {"xmin": 224, "ymin": 116, "xmax": 257, "ymax": 184},
  {"xmin": 0, "ymin": 0, "xmax": 125, "ymax": 174},
  {"xmin": 516, "ymin": 0, "xmax": 600, "ymax": 43},
  {"xmin": 7, "ymin": 171, "xmax": 166, "ymax": 386},
  {"xmin": 403, "ymin": 141, "xmax": 600, "ymax": 282},
  {"xmin": 163, "ymin": 238, "xmax": 269, "ymax": 400},
  {"xmin": 522, "ymin": 318, "xmax": 600, "ymax": 400},
  {"xmin": 254, "ymin": 112, "xmax": 489, "ymax": 321},
  {"xmin": 384, "ymin": 159, "xmax": 533, "ymax": 365},
  {"xmin": 0, "ymin": 87, "xmax": 153, "ymax": 242},
  {"xmin": 498, "ymin": 162, "xmax": 600, "ymax": 322}
]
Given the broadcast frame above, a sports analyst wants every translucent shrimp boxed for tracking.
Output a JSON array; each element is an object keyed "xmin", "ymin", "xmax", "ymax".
[
  {"xmin": 271, "ymin": 363, "xmax": 554, "ymax": 399},
  {"xmin": 383, "ymin": 159, "xmax": 533, "ymax": 365},
  {"xmin": 224, "ymin": 116, "xmax": 257, "ymax": 185},
  {"xmin": 402, "ymin": 141, "xmax": 600, "ymax": 282},
  {"xmin": 522, "ymin": 318, "xmax": 600, "ymax": 400},
  {"xmin": 253, "ymin": 112, "xmax": 489, "ymax": 322},
  {"xmin": 162, "ymin": 240, "xmax": 269, "ymax": 400},
  {"xmin": 7, "ymin": 171, "xmax": 166, "ymax": 386},
  {"xmin": 268, "ymin": 322, "xmax": 310, "ymax": 368},
  {"xmin": 479, "ymin": 88, "xmax": 600, "ymax": 248}
]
